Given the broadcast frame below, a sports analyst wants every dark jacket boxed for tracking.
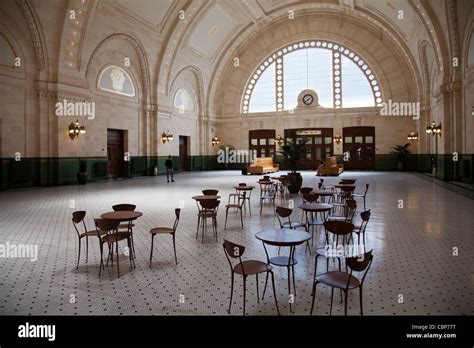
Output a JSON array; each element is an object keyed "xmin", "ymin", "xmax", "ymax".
[{"xmin": 165, "ymin": 159, "xmax": 173, "ymax": 169}]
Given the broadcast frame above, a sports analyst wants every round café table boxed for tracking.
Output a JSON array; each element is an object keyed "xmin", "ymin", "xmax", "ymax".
[
  {"xmin": 100, "ymin": 211, "xmax": 143, "ymax": 261},
  {"xmin": 192, "ymin": 195, "xmax": 221, "ymax": 242},
  {"xmin": 256, "ymin": 228, "xmax": 311, "ymax": 312},
  {"xmin": 232, "ymin": 186, "xmax": 254, "ymax": 214},
  {"xmin": 298, "ymin": 203, "xmax": 333, "ymax": 245},
  {"xmin": 312, "ymin": 189, "xmax": 335, "ymax": 203}
]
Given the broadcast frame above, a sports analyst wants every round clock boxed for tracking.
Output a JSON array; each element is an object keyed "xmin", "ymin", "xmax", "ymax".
[{"xmin": 303, "ymin": 94, "xmax": 314, "ymax": 105}]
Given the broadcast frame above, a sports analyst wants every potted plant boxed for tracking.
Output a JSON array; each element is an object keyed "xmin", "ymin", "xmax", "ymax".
[
  {"xmin": 278, "ymin": 131, "xmax": 309, "ymax": 193},
  {"xmin": 390, "ymin": 143, "xmax": 411, "ymax": 171},
  {"xmin": 77, "ymin": 158, "xmax": 87, "ymax": 185}
]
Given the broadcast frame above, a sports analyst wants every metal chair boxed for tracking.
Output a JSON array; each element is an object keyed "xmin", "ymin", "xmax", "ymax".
[
  {"xmin": 310, "ymin": 250, "xmax": 373, "ymax": 316},
  {"xmin": 223, "ymin": 239, "xmax": 280, "ymax": 316},
  {"xmin": 351, "ymin": 210, "xmax": 371, "ymax": 249},
  {"xmin": 353, "ymin": 184, "xmax": 369, "ymax": 210},
  {"xmin": 260, "ymin": 184, "xmax": 277, "ymax": 216},
  {"xmin": 112, "ymin": 204, "xmax": 137, "ymax": 257},
  {"xmin": 225, "ymin": 192, "xmax": 246, "ymax": 229},
  {"xmin": 149, "ymin": 208, "xmax": 180, "ymax": 267},
  {"xmin": 94, "ymin": 218, "xmax": 134, "ymax": 277},
  {"xmin": 196, "ymin": 199, "xmax": 220, "ymax": 242},
  {"xmin": 328, "ymin": 199, "xmax": 357, "ymax": 223},
  {"xmin": 71, "ymin": 211, "xmax": 107, "ymax": 269}
]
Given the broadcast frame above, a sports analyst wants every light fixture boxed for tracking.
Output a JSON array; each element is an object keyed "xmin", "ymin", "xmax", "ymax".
[
  {"xmin": 276, "ymin": 135, "xmax": 284, "ymax": 146},
  {"xmin": 334, "ymin": 133, "xmax": 342, "ymax": 144},
  {"xmin": 212, "ymin": 136, "xmax": 220, "ymax": 146},
  {"xmin": 407, "ymin": 131, "xmax": 418, "ymax": 141},
  {"xmin": 68, "ymin": 119, "xmax": 85, "ymax": 140},
  {"xmin": 161, "ymin": 130, "xmax": 173, "ymax": 144},
  {"xmin": 426, "ymin": 121, "xmax": 441, "ymax": 136}
]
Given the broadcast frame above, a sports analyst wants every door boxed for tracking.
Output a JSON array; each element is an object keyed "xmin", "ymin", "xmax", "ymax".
[
  {"xmin": 179, "ymin": 136, "xmax": 188, "ymax": 171},
  {"xmin": 107, "ymin": 129, "xmax": 125, "ymax": 179},
  {"xmin": 342, "ymin": 127, "xmax": 375, "ymax": 170},
  {"xmin": 284, "ymin": 128, "xmax": 334, "ymax": 170},
  {"xmin": 249, "ymin": 129, "xmax": 276, "ymax": 159}
]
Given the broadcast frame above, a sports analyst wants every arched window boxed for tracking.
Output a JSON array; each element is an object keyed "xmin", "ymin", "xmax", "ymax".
[
  {"xmin": 174, "ymin": 88, "xmax": 195, "ymax": 112},
  {"xmin": 242, "ymin": 40, "xmax": 382, "ymax": 113},
  {"xmin": 98, "ymin": 65, "xmax": 136, "ymax": 97}
]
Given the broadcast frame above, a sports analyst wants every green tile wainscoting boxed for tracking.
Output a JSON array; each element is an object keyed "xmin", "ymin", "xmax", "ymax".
[{"xmin": 1, "ymin": 154, "xmax": 472, "ymax": 190}]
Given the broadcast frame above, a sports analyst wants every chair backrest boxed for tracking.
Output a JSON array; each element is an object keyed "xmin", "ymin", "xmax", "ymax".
[
  {"xmin": 238, "ymin": 183, "xmax": 246, "ymax": 187},
  {"xmin": 112, "ymin": 204, "xmax": 136, "ymax": 211},
  {"xmin": 200, "ymin": 199, "xmax": 220, "ymax": 210},
  {"xmin": 346, "ymin": 250, "xmax": 373, "ymax": 286},
  {"xmin": 300, "ymin": 187, "xmax": 313, "ymax": 194},
  {"xmin": 324, "ymin": 220, "xmax": 354, "ymax": 236},
  {"xmin": 358, "ymin": 209, "xmax": 371, "ymax": 233},
  {"xmin": 223, "ymin": 239, "xmax": 245, "ymax": 273},
  {"xmin": 276, "ymin": 206, "xmax": 293, "ymax": 228},
  {"xmin": 340, "ymin": 186, "xmax": 355, "ymax": 193},
  {"xmin": 340, "ymin": 179, "xmax": 356, "ymax": 184},
  {"xmin": 173, "ymin": 208, "xmax": 181, "ymax": 232},
  {"xmin": 303, "ymin": 192, "xmax": 319, "ymax": 203},
  {"xmin": 94, "ymin": 218, "xmax": 120, "ymax": 236},
  {"xmin": 263, "ymin": 175, "xmax": 270, "ymax": 180},
  {"xmin": 238, "ymin": 191, "xmax": 247, "ymax": 207},
  {"xmin": 72, "ymin": 211, "xmax": 87, "ymax": 237},
  {"xmin": 202, "ymin": 189, "xmax": 219, "ymax": 196},
  {"xmin": 363, "ymin": 183, "xmax": 370, "ymax": 195}
]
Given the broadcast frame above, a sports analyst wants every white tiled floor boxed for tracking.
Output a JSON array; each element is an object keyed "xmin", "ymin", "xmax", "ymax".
[{"xmin": 0, "ymin": 171, "xmax": 473, "ymax": 315}]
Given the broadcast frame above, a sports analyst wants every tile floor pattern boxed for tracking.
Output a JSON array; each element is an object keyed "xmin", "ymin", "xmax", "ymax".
[{"xmin": 0, "ymin": 171, "xmax": 473, "ymax": 316}]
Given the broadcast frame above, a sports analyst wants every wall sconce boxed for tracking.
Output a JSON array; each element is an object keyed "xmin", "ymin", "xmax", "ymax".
[
  {"xmin": 275, "ymin": 135, "xmax": 284, "ymax": 146},
  {"xmin": 161, "ymin": 130, "xmax": 174, "ymax": 144},
  {"xmin": 211, "ymin": 136, "xmax": 220, "ymax": 146},
  {"xmin": 334, "ymin": 133, "xmax": 342, "ymax": 145},
  {"xmin": 407, "ymin": 131, "xmax": 418, "ymax": 141},
  {"xmin": 68, "ymin": 119, "xmax": 85, "ymax": 140},
  {"xmin": 426, "ymin": 121, "xmax": 442, "ymax": 136}
]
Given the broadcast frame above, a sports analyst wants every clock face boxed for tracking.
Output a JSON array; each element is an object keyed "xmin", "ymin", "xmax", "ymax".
[{"xmin": 303, "ymin": 94, "xmax": 314, "ymax": 105}]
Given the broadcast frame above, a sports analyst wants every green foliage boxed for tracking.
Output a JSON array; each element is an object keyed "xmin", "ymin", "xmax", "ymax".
[
  {"xmin": 390, "ymin": 143, "xmax": 411, "ymax": 160},
  {"xmin": 277, "ymin": 130, "xmax": 309, "ymax": 173}
]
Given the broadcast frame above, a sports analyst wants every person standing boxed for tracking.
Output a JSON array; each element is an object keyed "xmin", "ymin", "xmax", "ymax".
[{"xmin": 165, "ymin": 155, "xmax": 175, "ymax": 182}]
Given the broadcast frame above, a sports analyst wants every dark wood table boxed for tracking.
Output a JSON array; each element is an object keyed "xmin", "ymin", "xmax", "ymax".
[
  {"xmin": 100, "ymin": 211, "xmax": 143, "ymax": 260},
  {"xmin": 192, "ymin": 195, "xmax": 221, "ymax": 201},
  {"xmin": 312, "ymin": 189, "xmax": 335, "ymax": 203},
  {"xmin": 233, "ymin": 186, "xmax": 254, "ymax": 214},
  {"xmin": 256, "ymin": 228, "xmax": 311, "ymax": 311}
]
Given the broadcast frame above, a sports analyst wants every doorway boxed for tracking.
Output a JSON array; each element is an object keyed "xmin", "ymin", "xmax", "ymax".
[
  {"xmin": 342, "ymin": 127, "xmax": 375, "ymax": 170},
  {"xmin": 179, "ymin": 136, "xmax": 189, "ymax": 171},
  {"xmin": 284, "ymin": 128, "xmax": 334, "ymax": 170},
  {"xmin": 107, "ymin": 129, "xmax": 125, "ymax": 179}
]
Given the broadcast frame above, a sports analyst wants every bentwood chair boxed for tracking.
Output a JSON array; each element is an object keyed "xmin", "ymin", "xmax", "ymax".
[
  {"xmin": 225, "ymin": 191, "xmax": 246, "ymax": 229},
  {"xmin": 94, "ymin": 218, "xmax": 134, "ymax": 277},
  {"xmin": 228, "ymin": 183, "xmax": 252, "ymax": 214},
  {"xmin": 197, "ymin": 199, "xmax": 220, "ymax": 242},
  {"xmin": 276, "ymin": 206, "xmax": 306, "ymax": 230},
  {"xmin": 328, "ymin": 199, "xmax": 357, "ymax": 223},
  {"xmin": 72, "ymin": 211, "xmax": 107, "ymax": 269},
  {"xmin": 313, "ymin": 220, "xmax": 354, "ymax": 276},
  {"xmin": 299, "ymin": 187, "xmax": 313, "ymax": 219},
  {"xmin": 276, "ymin": 206, "xmax": 310, "ymax": 254},
  {"xmin": 149, "ymin": 208, "xmax": 181, "ymax": 267},
  {"xmin": 202, "ymin": 189, "xmax": 219, "ymax": 196},
  {"xmin": 353, "ymin": 184, "xmax": 369, "ymax": 210},
  {"xmin": 310, "ymin": 250, "xmax": 373, "ymax": 316},
  {"xmin": 112, "ymin": 204, "xmax": 137, "ymax": 256},
  {"xmin": 223, "ymin": 239, "xmax": 279, "ymax": 316},
  {"xmin": 260, "ymin": 184, "xmax": 277, "ymax": 216},
  {"xmin": 351, "ymin": 210, "xmax": 371, "ymax": 249}
]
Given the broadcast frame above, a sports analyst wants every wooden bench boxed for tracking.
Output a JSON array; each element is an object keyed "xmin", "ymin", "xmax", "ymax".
[{"xmin": 247, "ymin": 157, "xmax": 279, "ymax": 175}]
